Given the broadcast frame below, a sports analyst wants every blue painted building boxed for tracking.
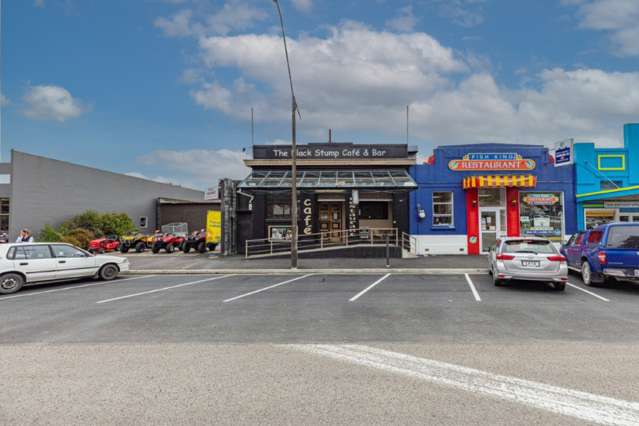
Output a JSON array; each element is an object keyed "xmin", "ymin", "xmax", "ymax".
[
  {"xmin": 409, "ymin": 143, "xmax": 577, "ymax": 255},
  {"xmin": 575, "ymin": 124, "xmax": 639, "ymax": 230}
]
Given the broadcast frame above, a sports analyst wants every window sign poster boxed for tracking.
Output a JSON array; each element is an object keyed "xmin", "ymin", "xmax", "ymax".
[
  {"xmin": 269, "ymin": 225, "xmax": 291, "ymax": 241},
  {"xmin": 520, "ymin": 192, "xmax": 564, "ymax": 241}
]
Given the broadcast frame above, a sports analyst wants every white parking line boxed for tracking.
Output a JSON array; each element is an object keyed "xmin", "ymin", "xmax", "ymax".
[
  {"xmin": 464, "ymin": 273, "xmax": 481, "ymax": 302},
  {"xmin": 567, "ymin": 282, "xmax": 610, "ymax": 302},
  {"xmin": 287, "ymin": 344, "xmax": 639, "ymax": 426},
  {"xmin": 223, "ymin": 274, "xmax": 313, "ymax": 303},
  {"xmin": 0, "ymin": 275, "xmax": 155, "ymax": 302},
  {"xmin": 349, "ymin": 273, "xmax": 391, "ymax": 302},
  {"xmin": 96, "ymin": 275, "xmax": 232, "ymax": 304}
]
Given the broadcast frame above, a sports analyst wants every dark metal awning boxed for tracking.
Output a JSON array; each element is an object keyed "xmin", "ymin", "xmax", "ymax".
[{"xmin": 239, "ymin": 169, "xmax": 417, "ymax": 189}]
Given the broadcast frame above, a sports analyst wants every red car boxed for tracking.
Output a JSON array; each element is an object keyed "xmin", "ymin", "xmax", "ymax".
[
  {"xmin": 88, "ymin": 236, "xmax": 120, "ymax": 254},
  {"xmin": 151, "ymin": 234, "xmax": 185, "ymax": 254}
]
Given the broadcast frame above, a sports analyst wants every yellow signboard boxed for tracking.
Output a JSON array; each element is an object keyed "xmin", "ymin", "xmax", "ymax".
[{"xmin": 206, "ymin": 210, "xmax": 221, "ymax": 244}]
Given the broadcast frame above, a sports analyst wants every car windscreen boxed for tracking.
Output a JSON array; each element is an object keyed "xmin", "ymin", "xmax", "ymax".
[
  {"xmin": 502, "ymin": 240, "xmax": 556, "ymax": 254},
  {"xmin": 606, "ymin": 226, "xmax": 639, "ymax": 249}
]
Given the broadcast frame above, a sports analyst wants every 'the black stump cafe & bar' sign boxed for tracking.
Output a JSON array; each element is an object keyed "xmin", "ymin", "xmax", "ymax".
[{"xmin": 253, "ymin": 144, "xmax": 409, "ymax": 160}]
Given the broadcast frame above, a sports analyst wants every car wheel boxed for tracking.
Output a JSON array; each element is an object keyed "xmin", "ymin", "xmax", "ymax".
[
  {"xmin": 553, "ymin": 283, "xmax": 566, "ymax": 292},
  {"xmin": 120, "ymin": 245, "xmax": 130, "ymax": 253},
  {"xmin": 581, "ymin": 262, "xmax": 596, "ymax": 287},
  {"xmin": 207, "ymin": 243, "xmax": 217, "ymax": 251},
  {"xmin": 182, "ymin": 245, "xmax": 190, "ymax": 254},
  {"xmin": 135, "ymin": 242, "xmax": 145, "ymax": 253},
  {"xmin": 98, "ymin": 264, "xmax": 119, "ymax": 281},
  {"xmin": 0, "ymin": 273, "xmax": 25, "ymax": 295},
  {"xmin": 197, "ymin": 242, "xmax": 207, "ymax": 253},
  {"xmin": 166, "ymin": 243, "xmax": 174, "ymax": 254},
  {"xmin": 152, "ymin": 246, "xmax": 160, "ymax": 254}
]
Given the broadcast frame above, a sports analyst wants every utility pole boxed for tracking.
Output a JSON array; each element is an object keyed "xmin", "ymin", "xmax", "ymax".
[
  {"xmin": 251, "ymin": 107, "xmax": 255, "ymax": 146},
  {"xmin": 272, "ymin": 0, "xmax": 299, "ymax": 269},
  {"xmin": 406, "ymin": 104, "xmax": 410, "ymax": 144}
]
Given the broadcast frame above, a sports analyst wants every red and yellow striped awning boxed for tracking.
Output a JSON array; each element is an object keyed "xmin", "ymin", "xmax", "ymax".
[{"xmin": 463, "ymin": 175, "xmax": 536, "ymax": 189}]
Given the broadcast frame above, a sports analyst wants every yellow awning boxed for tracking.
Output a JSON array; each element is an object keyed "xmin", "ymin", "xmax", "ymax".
[{"xmin": 463, "ymin": 175, "xmax": 537, "ymax": 189}]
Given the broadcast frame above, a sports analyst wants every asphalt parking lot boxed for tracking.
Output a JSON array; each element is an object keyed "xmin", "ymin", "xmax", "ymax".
[{"xmin": 3, "ymin": 272, "xmax": 639, "ymax": 425}]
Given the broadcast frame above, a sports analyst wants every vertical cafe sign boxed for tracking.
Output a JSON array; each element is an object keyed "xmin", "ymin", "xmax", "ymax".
[
  {"xmin": 348, "ymin": 195, "xmax": 359, "ymax": 237},
  {"xmin": 302, "ymin": 198, "xmax": 313, "ymax": 235}
]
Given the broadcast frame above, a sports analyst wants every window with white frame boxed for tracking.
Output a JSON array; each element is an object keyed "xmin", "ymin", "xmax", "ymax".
[{"xmin": 432, "ymin": 192, "xmax": 454, "ymax": 226}]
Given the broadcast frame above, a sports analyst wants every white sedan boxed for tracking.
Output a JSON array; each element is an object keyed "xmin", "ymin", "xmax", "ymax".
[{"xmin": 0, "ymin": 242, "xmax": 129, "ymax": 294}]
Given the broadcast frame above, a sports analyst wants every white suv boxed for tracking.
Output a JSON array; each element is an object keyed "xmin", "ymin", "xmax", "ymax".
[{"xmin": 0, "ymin": 243, "xmax": 129, "ymax": 294}]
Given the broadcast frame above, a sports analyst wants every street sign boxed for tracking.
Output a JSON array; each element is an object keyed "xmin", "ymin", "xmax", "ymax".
[
  {"xmin": 205, "ymin": 186, "xmax": 219, "ymax": 200},
  {"xmin": 552, "ymin": 139, "xmax": 573, "ymax": 167}
]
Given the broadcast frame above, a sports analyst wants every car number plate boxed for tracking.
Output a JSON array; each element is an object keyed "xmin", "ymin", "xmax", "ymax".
[{"xmin": 521, "ymin": 260, "xmax": 541, "ymax": 268}]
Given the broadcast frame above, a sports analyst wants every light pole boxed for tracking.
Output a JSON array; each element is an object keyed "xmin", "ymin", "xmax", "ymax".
[{"xmin": 272, "ymin": 0, "xmax": 299, "ymax": 269}]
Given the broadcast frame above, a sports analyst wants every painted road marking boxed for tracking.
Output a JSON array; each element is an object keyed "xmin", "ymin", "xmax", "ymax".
[
  {"xmin": 349, "ymin": 273, "xmax": 391, "ymax": 302},
  {"xmin": 223, "ymin": 274, "xmax": 313, "ymax": 303},
  {"xmin": 0, "ymin": 275, "xmax": 155, "ymax": 302},
  {"xmin": 287, "ymin": 344, "xmax": 639, "ymax": 426},
  {"xmin": 96, "ymin": 275, "xmax": 232, "ymax": 304},
  {"xmin": 567, "ymin": 282, "xmax": 610, "ymax": 302},
  {"xmin": 465, "ymin": 273, "xmax": 481, "ymax": 302}
]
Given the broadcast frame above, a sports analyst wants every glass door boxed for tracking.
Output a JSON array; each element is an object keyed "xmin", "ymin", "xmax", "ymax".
[
  {"xmin": 319, "ymin": 203, "xmax": 344, "ymax": 242},
  {"xmin": 480, "ymin": 208, "xmax": 503, "ymax": 253}
]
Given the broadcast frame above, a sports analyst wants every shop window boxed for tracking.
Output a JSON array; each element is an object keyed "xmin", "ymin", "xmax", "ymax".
[
  {"xmin": 432, "ymin": 192, "xmax": 454, "ymax": 226},
  {"xmin": 359, "ymin": 202, "xmax": 388, "ymax": 220},
  {"xmin": 267, "ymin": 195, "xmax": 291, "ymax": 219},
  {"xmin": 0, "ymin": 198, "xmax": 9, "ymax": 233},
  {"xmin": 585, "ymin": 209, "xmax": 616, "ymax": 229},
  {"xmin": 268, "ymin": 225, "xmax": 291, "ymax": 241},
  {"xmin": 519, "ymin": 192, "xmax": 564, "ymax": 242},
  {"xmin": 600, "ymin": 180, "xmax": 623, "ymax": 190},
  {"xmin": 478, "ymin": 189, "xmax": 504, "ymax": 207}
]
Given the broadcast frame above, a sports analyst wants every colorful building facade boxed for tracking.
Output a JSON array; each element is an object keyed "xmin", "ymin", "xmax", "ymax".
[
  {"xmin": 409, "ymin": 143, "xmax": 577, "ymax": 255},
  {"xmin": 575, "ymin": 124, "xmax": 639, "ymax": 230}
]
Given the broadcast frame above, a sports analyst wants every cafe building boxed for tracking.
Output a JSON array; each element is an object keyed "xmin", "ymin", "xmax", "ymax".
[
  {"xmin": 409, "ymin": 143, "xmax": 577, "ymax": 255},
  {"xmin": 575, "ymin": 123, "xmax": 639, "ymax": 229},
  {"xmin": 236, "ymin": 142, "xmax": 418, "ymax": 248}
]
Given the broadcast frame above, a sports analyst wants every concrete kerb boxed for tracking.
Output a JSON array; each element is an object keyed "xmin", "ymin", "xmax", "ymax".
[{"xmin": 126, "ymin": 268, "xmax": 488, "ymax": 276}]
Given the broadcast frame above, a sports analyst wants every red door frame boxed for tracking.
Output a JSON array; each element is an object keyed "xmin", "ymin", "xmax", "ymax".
[
  {"xmin": 466, "ymin": 187, "xmax": 521, "ymax": 255},
  {"xmin": 506, "ymin": 187, "xmax": 520, "ymax": 237},
  {"xmin": 466, "ymin": 188, "xmax": 480, "ymax": 255}
]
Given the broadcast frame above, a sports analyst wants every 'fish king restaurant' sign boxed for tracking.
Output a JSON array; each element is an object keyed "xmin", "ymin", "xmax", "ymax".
[{"xmin": 448, "ymin": 153, "xmax": 536, "ymax": 171}]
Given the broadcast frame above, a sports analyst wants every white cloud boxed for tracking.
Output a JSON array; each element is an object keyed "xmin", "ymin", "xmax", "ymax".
[
  {"xmin": 292, "ymin": 0, "xmax": 313, "ymax": 13},
  {"xmin": 435, "ymin": 0, "xmax": 486, "ymax": 28},
  {"xmin": 386, "ymin": 5, "xmax": 418, "ymax": 32},
  {"xmin": 195, "ymin": 23, "xmax": 465, "ymax": 125},
  {"xmin": 155, "ymin": 1, "xmax": 266, "ymax": 38},
  {"xmin": 22, "ymin": 85, "xmax": 87, "ymax": 122},
  {"xmin": 34, "ymin": 0, "xmax": 45, "ymax": 8},
  {"xmin": 138, "ymin": 149, "xmax": 250, "ymax": 189},
  {"xmin": 568, "ymin": 0, "xmax": 639, "ymax": 56},
  {"xmin": 154, "ymin": 13, "xmax": 639, "ymax": 151},
  {"xmin": 0, "ymin": 94, "xmax": 8, "ymax": 107},
  {"xmin": 155, "ymin": 9, "xmax": 194, "ymax": 37}
]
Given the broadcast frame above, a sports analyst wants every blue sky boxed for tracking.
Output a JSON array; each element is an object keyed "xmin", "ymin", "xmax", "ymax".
[{"xmin": 1, "ymin": 0, "xmax": 639, "ymax": 189}]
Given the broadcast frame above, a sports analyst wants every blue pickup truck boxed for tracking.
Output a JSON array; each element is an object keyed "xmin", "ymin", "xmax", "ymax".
[{"xmin": 561, "ymin": 223, "xmax": 639, "ymax": 286}]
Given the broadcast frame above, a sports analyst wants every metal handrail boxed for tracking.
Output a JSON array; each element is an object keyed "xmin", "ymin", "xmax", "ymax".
[{"xmin": 245, "ymin": 227, "xmax": 399, "ymax": 258}]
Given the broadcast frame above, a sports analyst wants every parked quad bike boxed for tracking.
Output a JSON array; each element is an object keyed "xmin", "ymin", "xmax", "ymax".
[
  {"xmin": 119, "ymin": 234, "xmax": 154, "ymax": 253},
  {"xmin": 88, "ymin": 236, "xmax": 120, "ymax": 254},
  {"xmin": 152, "ymin": 234, "xmax": 186, "ymax": 254},
  {"xmin": 182, "ymin": 230, "xmax": 219, "ymax": 254}
]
